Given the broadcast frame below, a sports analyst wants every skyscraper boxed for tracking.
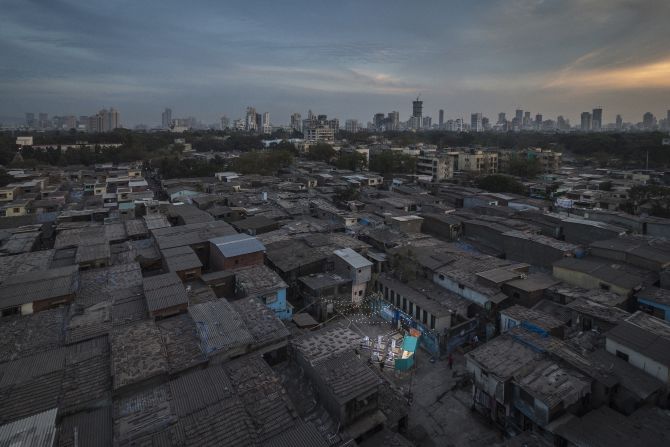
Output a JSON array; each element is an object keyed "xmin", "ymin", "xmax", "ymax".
[
  {"xmin": 373, "ymin": 113, "xmax": 385, "ymax": 130},
  {"xmin": 412, "ymin": 97, "xmax": 423, "ymax": 129},
  {"xmin": 581, "ymin": 112, "xmax": 592, "ymax": 131},
  {"xmin": 643, "ymin": 112, "xmax": 656, "ymax": 130},
  {"xmin": 535, "ymin": 114, "xmax": 543, "ymax": 128},
  {"xmin": 422, "ymin": 116, "xmax": 432, "ymax": 129},
  {"xmin": 615, "ymin": 114, "xmax": 623, "ymax": 130},
  {"xmin": 262, "ymin": 112, "xmax": 271, "ymax": 134},
  {"xmin": 245, "ymin": 107, "xmax": 257, "ymax": 131},
  {"xmin": 497, "ymin": 113, "xmax": 506, "ymax": 124},
  {"xmin": 592, "ymin": 107, "xmax": 603, "ymax": 131},
  {"xmin": 161, "ymin": 108, "xmax": 172, "ymax": 129},
  {"xmin": 438, "ymin": 109, "xmax": 444, "ymax": 128},
  {"xmin": 221, "ymin": 116, "xmax": 230, "ymax": 130},
  {"xmin": 470, "ymin": 113, "xmax": 483, "ymax": 132},
  {"xmin": 25, "ymin": 113, "xmax": 35, "ymax": 128},
  {"xmin": 345, "ymin": 119, "xmax": 359, "ymax": 133},
  {"xmin": 515, "ymin": 109, "xmax": 523, "ymax": 123},
  {"xmin": 290, "ymin": 113, "xmax": 302, "ymax": 132},
  {"xmin": 523, "ymin": 111, "xmax": 531, "ymax": 128},
  {"xmin": 38, "ymin": 113, "xmax": 49, "ymax": 129},
  {"xmin": 387, "ymin": 111, "xmax": 400, "ymax": 131}
]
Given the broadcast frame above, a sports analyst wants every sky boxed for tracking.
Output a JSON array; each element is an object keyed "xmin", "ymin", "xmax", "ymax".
[{"xmin": 1, "ymin": 0, "xmax": 670, "ymax": 127}]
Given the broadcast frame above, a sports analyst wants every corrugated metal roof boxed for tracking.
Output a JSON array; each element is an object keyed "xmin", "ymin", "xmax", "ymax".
[
  {"xmin": 75, "ymin": 242, "xmax": 111, "ymax": 263},
  {"xmin": 189, "ymin": 300, "xmax": 254, "ymax": 355},
  {"xmin": 57, "ymin": 406, "xmax": 112, "ymax": 447},
  {"xmin": 0, "ymin": 265, "xmax": 79, "ymax": 308},
  {"xmin": 0, "ymin": 408, "xmax": 57, "ymax": 447},
  {"xmin": 169, "ymin": 366, "xmax": 234, "ymax": 417},
  {"xmin": 263, "ymin": 422, "xmax": 329, "ymax": 447},
  {"xmin": 315, "ymin": 351, "xmax": 381, "ymax": 404},
  {"xmin": 333, "ymin": 247, "xmax": 372, "ymax": 269},
  {"xmin": 210, "ymin": 233, "xmax": 266, "ymax": 258},
  {"xmin": 143, "ymin": 272, "xmax": 189, "ymax": 312},
  {"xmin": 162, "ymin": 245, "xmax": 202, "ymax": 272}
]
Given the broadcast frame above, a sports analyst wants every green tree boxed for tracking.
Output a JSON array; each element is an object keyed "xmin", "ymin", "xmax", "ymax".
[
  {"xmin": 477, "ymin": 174, "xmax": 527, "ymax": 195},
  {"xmin": 507, "ymin": 156, "xmax": 541, "ymax": 178},
  {"xmin": 307, "ymin": 143, "xmax": 336, "ymax": 162},
  {"xmin": 336, "ymin": 152, "xmax": 367, "ymax": 171}
]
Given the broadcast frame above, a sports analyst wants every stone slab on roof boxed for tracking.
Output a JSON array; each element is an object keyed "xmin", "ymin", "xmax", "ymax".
[
  {"xmin": 189, "ymin": 300, "xmax": 254, "ymax": 357},
  {"xmin": 110, "ymin": 321, "xmax": 169, "ymax": 390},
  {"xmin": 157, "ymin": 314, "xmax": 207, "ymax": 374},
  {"xmin": 314, "ymin": 350, "xmax": 381, "ymax": 405},
  {"xmin": 231, "ymin": 298, "xmax": 290, "ymax": 348},
  {"xmin": 291, "ymin": 325, "xmax": 361, "ymax": 366},
  {"xmin": 0, "ymin": 307, "xmax": 66, "ymax": 363}
]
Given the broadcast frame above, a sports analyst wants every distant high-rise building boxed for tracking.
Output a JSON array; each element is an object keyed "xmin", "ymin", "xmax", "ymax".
[
  {"xmin": 515, "ymin": 109, "xmax": 523, "ymax": 123},
  {"xmin": 581, "ymin": 112, "xmax": 592, "ymax": 131},
  {"xmin": 615, "ymin": 114, "xmax": 623, "ymax": 130},
  {"xmin": 345, "ymin": 119, "xmax": 360, "ymax": 133},
  {"xmin": 557, "ymin": 115, "xmax": 569, "ymax": 131},
  {"xmin": 523, "ymin": 111, "xmax": 531, "ymax": 128},
  {"xmin": 38, "ymin": 113, "xmax": 49, "ymax": 129},
  {"xmin": 412, "ymin": 97, "xmax": 423, "ymax": 129},
  {"xmin": 438, "ymin": 109, "xmax": 444, "ymax": 128},
  {"xmin": 161, "ymin": 108, "xmax": 172, "ymax": 129},
  {"xmin": 470, "ymin": 113, "xmax": 483, "ymax": 132},
  {"xmin": 221, "ymin": 116, "xmax": 230, "ymax": 130},
  {"xmin": 592, "ymin": 107, "xmax": 603, "ymax": 131},
  {"xmin": 535, "ymin": 114, "xmax": 543, "ymax": 128},
  {"xmin": 245, "ymin": 107, "xmax": 257, "ymax": 131},
  {"xmin": 643, "ymin": 112, "xmax": 656, "ymax": 130},
  {"xmin": 290, "ymin": 113, "xmax": 302, "ymax": 132},
  {"xmin": 422, "ymin": 116, "xmax": 432, "ymax": 129},
  {"xmin": 387, "ymin": 111, "xmax": 400, "ymax": 131},
  {"xmin": 373, "ymin": 113, "xmax": 385, "ymax": 130},
  {"xmin": 262, "ymin": 112, "xmax": 271, "ymax": 134},
  {"xmin": 482, "ymin": 117, "xmax": 490, "ymax": 130},
  {"xmin": 25, "ymin": 113, "xmax": 35, "ymax": 128},
  {"xmin": 497, "ymin": 113, "xmax": 506, "ymax": 124}
]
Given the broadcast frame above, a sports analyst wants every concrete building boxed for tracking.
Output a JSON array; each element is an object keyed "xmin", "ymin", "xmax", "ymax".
[
  {"xmin": 581, "ymin": 112, "xmax": 592, "ymax": 131},
  {"xmin": 605, "ymin": 311, "xmax": 670, "ymax": 384},
  {"xmin": 457, "ymin": 150, "xmax": 498, "ymax": 175},
  {"xmin": 416, "ymin": 153, "xmax": 454, "ymax": 182},
  {"xmin": 333, "ymin": 247, "xmax": 372, "ymax": 305},
  {"xmin": 210, "ymin": 233, "xmax": 266, "ymax": 271},
  {"xmin": 470, "ymin": 113, "xmax": 483, "ymax": 132}
]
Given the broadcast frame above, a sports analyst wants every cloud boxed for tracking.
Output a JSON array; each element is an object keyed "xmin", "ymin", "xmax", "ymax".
[{"xmin": 235, "ymin": 65, "xmax": 422, "ymax": 95}]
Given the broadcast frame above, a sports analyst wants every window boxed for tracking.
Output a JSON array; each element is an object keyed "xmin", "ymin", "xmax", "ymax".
[
  {"xmin": 402, "ymin": 297, "xmax": 407, "ymax": 311},
  {"xmin": 458, "ymin": 283, "xmax": 465, "ymax": 290},
  {"xmin": 358, "ymin": 290, "xmax": 363, "ymax": 296},
  {"xmin": 599, "ymin": 283, "xmax": 610, "ymax": 291},
  {"xmin": 438, "ymin": 274, "xmax": 445, "ymax": 280},
  {"xmin": 430, "ymin": 315, "xmax": 436, "ymax": 329},
  {"xmin": 416, "ymin": 305, "xmax": 421, "ymax": 319},
  {"xmin": 423, "ymin": 310, "xmax": 428, "ymax": 324},
  {"xmin": 615, "ymin": 350, "xmax": 629, "ymax": 362}
]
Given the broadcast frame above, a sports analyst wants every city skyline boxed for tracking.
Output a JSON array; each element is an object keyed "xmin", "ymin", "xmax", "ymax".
[{"xmin": 2, "ymin": 0, "xmax": 670, "ymax": 126}]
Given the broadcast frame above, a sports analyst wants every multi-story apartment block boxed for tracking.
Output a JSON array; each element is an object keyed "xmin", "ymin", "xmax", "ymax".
[
  {"xmin": 458, "ymin": 150, "xmax": 498, "ymax": 175},
  {"xmin": 417, "ymin": 153, "xmax": 454, "ymax": 182}
]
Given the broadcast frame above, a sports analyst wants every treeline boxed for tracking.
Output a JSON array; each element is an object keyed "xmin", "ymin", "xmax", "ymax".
[{"xmin": 381, "ymin": 131, "xmax": 669, "ymax": 168}]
